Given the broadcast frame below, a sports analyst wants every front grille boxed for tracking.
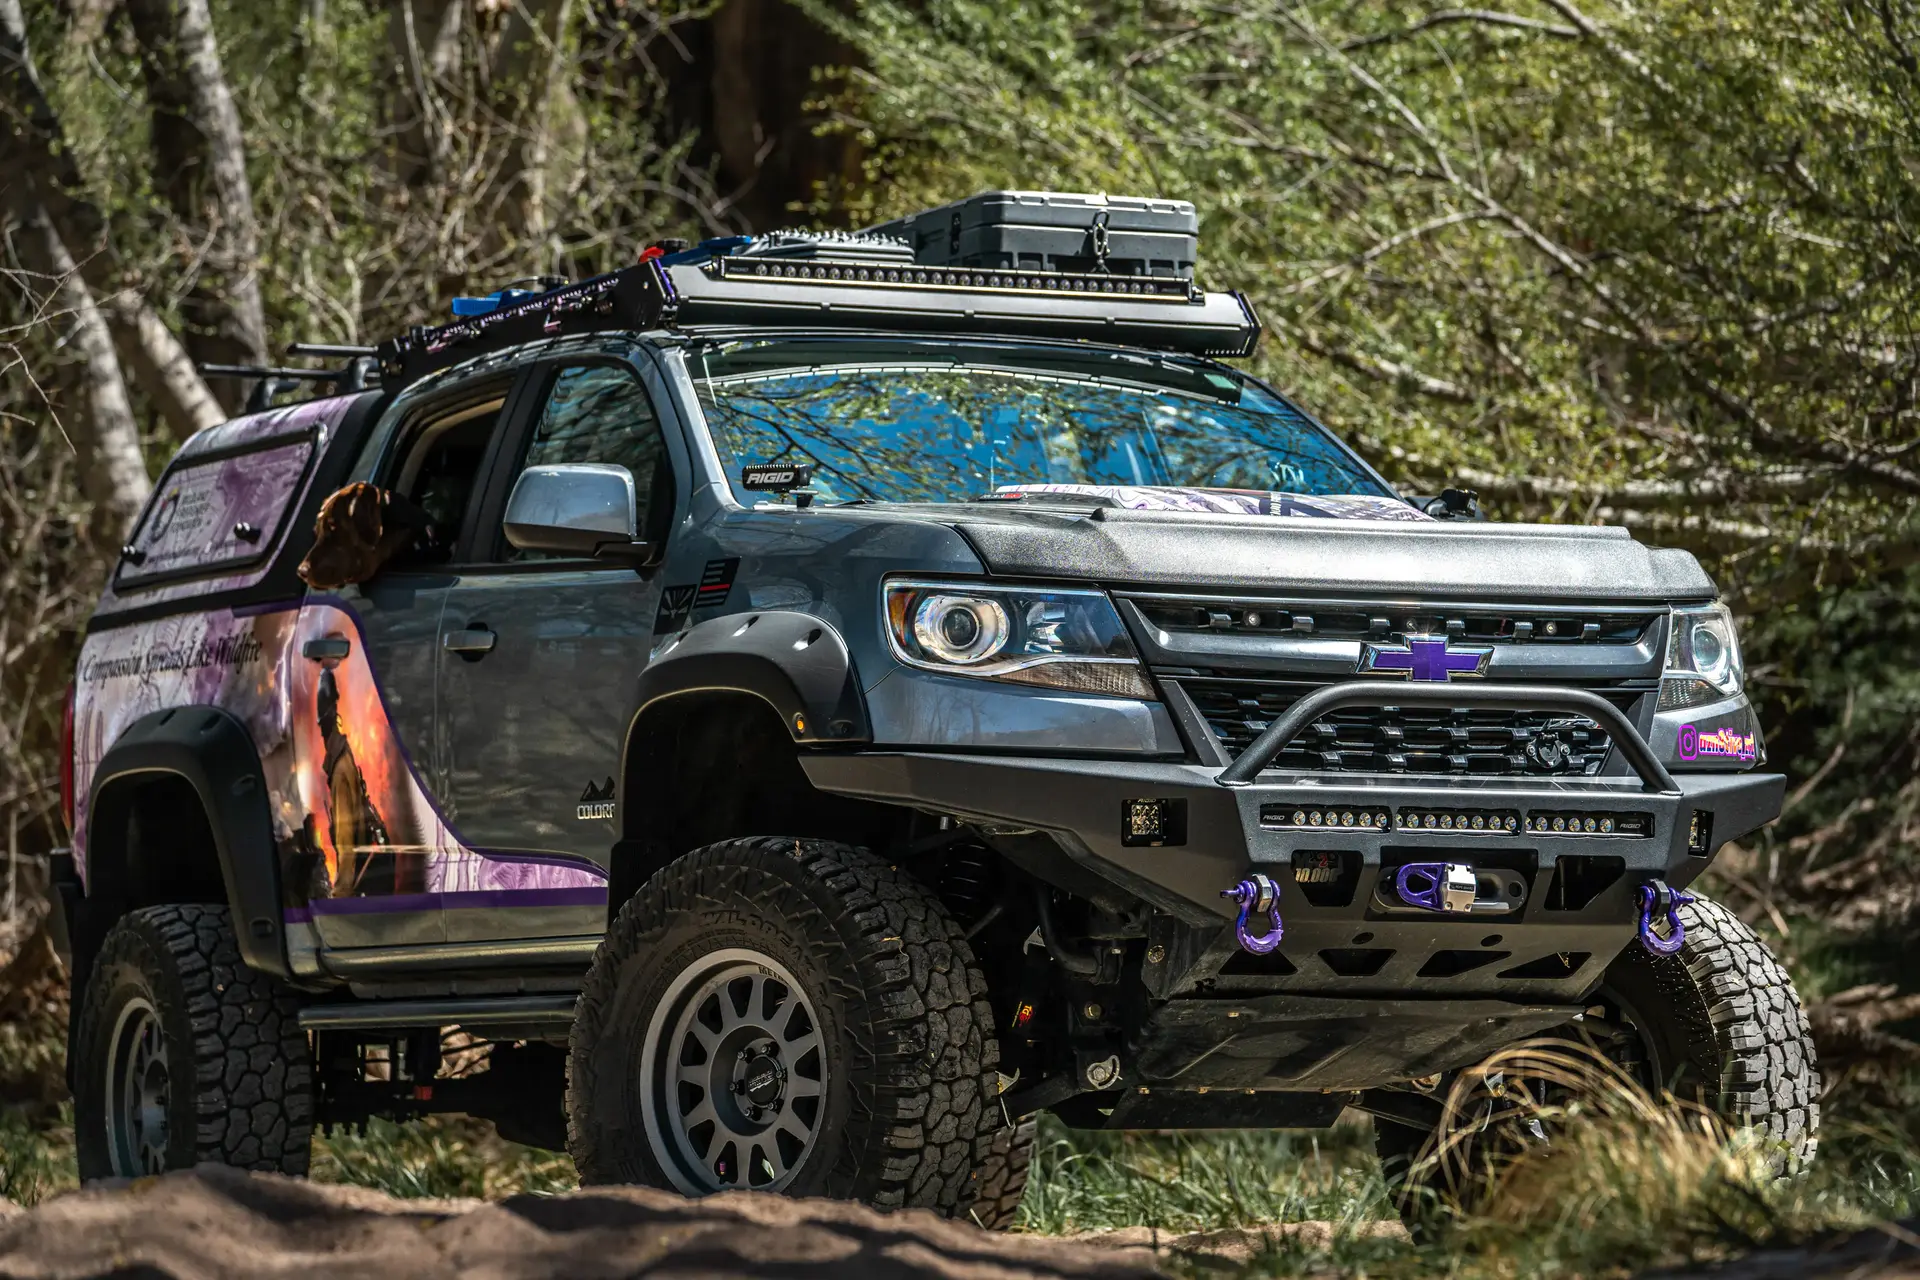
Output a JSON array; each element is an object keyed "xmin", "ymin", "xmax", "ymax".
[
  {"xmin": 1135, "ymin": 599, "xmax": 1659, "ymax": 645},
  {"xmin": 1183, "ymin": 679, "xmax": 1624, "ymax": 776}
]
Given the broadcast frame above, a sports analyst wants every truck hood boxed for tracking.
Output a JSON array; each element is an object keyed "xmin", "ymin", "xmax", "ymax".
[{"xmin": 935, "ymin": 504, "xmax": 1715, "ymax": 602}]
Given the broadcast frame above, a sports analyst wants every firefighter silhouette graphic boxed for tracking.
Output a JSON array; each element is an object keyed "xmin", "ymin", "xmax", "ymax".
[{"xmin": 314, "ymin": 649, "xmax": 422, "ymax": 897}]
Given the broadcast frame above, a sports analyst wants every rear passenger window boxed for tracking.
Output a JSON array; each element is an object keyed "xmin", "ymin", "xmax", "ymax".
[
  {"xmin": 386, "ymin": 394, "xmax": 507, "ymax": 566},
  {"xmin": 505, "ymin": 364, "xmax": 669, "ymax": 560}
]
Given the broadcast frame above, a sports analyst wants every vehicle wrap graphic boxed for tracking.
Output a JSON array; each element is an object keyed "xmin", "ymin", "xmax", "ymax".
[
  {"xmin": 992, "ymin": 483, "xmax": 1432, "ymax": 521},
  {"xmin": 72, "ymin": 602, "xmax": 606, "ymax": 911}
]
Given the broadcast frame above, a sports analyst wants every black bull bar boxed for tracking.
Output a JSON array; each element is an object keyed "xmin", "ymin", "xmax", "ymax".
[{"xmin": 1212, "ymin": 681, "xmax": 1679, "ymax": 792}]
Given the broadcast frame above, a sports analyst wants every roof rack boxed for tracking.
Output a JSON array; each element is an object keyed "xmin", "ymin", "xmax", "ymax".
[
  {"xmin": 375, "ymin": 216, "xmax": 1262, "ymax": 393},
  {"xmin": 201, "ymin": 345, "xmax": 380, "ymax": 413}
]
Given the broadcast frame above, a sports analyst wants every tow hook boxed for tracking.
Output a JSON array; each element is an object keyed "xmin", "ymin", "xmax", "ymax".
[
  {"xmin": 1637, "ymin": 879, "xmax": 1696, "ymax": 956},
  {"xmin": 1396, "ymin": 862, "xmax": 1478, "ymax": 913},
  {"xmin": 1222, "ymin": 873, "xmax": 1284, "ymax": 954}
]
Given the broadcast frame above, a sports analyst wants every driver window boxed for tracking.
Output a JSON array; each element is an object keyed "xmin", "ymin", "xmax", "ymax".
[
  {"xmin": 502, "ymin": 363, "xmax": 668, "ymax": 561},
  {"xmin": 386, "ymin": 393, "xmax": 506, "ymax": 567}
]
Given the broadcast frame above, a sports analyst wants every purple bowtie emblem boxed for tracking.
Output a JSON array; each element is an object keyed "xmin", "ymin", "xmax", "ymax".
[{"xmin": 1360, "ymin": 636, "xmax": 1491, "ymax": 682}]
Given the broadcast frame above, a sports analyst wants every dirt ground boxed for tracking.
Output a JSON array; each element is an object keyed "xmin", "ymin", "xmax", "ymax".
[{"xmin": 0, "ymin": 1166, "xmax": 1170, "ymax": 1280}]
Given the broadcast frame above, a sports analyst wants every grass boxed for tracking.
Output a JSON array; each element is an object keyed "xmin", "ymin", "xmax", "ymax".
[
  {"xmin": 310, "ymin": 1116, "xmax": 577, "ymax": 1200},
  {"xmin": 1014, "ymin": 1114, "xmax": 1391, "ymax": 1236}
]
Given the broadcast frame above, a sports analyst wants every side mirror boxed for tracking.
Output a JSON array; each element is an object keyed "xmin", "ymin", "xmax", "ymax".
[
  {"xmin": 503, "ymin": 463, "xmax": 652, "ymax": 561},
  {"xmin": 1416, "ymin": 487, "xmax": 1484, "ymax": 521}
]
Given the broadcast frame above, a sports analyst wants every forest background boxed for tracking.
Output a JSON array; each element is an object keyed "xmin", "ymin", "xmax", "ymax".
[{"xmin": 0, "ymin": 0, "xmax": 1917, "ymax": 1265}]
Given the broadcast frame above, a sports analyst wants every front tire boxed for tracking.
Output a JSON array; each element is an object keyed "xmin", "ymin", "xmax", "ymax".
[
  {"xmin": 73, "ymin": 904, "xmax": 314, "ymax": 1179},
  {"xmin": 568, "ymin": 837, "xmax": 1003, "ymax": 1215},
  {"xmin": 1374, "ymin": 892, "xmax": 1819, "ymax": 1229}
]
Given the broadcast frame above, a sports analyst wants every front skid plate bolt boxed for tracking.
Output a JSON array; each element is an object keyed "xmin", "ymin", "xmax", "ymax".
[
  {"xmin": 1083, "ymin": 1003, "xmax": 1103, "ymax": 1021},
  {"xmin": 1084, "ymin": 1055, "xmax": 1122, "ymax": 1090},
  {"xmin": 1146, "ymin": 944, "xmax": 1167, "ymax": 965}
]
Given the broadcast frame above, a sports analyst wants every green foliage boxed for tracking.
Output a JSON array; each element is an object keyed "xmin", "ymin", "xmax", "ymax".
[
  {"xmin": 0, "ymin": 1104, "xmax": 75, "ymax": 1208},
  {"xmin": 310, "ymin": 1115, "xmax": 578, "ymax": 1200},
  {"xmin": 1015, "ymin": 1113, "xmax": 1390, "ymax": 1235}
]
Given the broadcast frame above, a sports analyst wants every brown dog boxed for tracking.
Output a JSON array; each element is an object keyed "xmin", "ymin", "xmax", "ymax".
[{"xmin": 297, "ymin": 482, "xmax": 422, "ymax": 589}]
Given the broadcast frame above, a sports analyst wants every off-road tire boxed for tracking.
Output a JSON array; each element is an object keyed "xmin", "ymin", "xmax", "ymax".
[
  {"xmin": 1603, "ymin": 894, "xmax": 1820, "ymax": 1161},
  {"xmin": 73, "ymin": 904, "xmax": 314, "ymax": 1179},
  {"xmin": 1374, "ymin": 892, "xmax": 1819, "ymax": 1231},
  {"xmin": 568, "ymin": 836, "xmax": 1003, "ymax": 1215},
  {"xmin": 966, "ymin": 1115, "xmax": 1038, "ymax": 1230}
]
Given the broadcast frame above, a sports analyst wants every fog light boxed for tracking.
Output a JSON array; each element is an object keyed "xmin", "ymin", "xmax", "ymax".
[{"xmin": 1121, "ymin": 798, "xmax": 1186, "ymax": 847}]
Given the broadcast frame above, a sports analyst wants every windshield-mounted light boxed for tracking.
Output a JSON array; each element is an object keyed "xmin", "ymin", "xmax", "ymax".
[
  {"xmin": 885, "ymin": 581, "xmax": 1156, "ymax": 700},
  {"xmin": 1659, "ymin": 602, "xmax": 1745, "ymax": 710}
]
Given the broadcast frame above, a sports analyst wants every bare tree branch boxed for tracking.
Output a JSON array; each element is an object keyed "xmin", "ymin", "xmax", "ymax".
[
  {"xmin": 1341, "ymin": 9, "xmax": 1580, "ymax": 53},
  {"xmin": 0, "ymin": 0, "xmax": 223, "ymax": 437},
  {"xmin": 1284, "ymin": 323, "xmax": 1475, "ymax": 402}
]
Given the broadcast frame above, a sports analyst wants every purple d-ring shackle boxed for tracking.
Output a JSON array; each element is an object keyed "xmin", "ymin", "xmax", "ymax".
[
  {"xmin": 1637, "ymin": 880, "xmax": 1696, "ymax": 955},
  {"xmin": 1222, "ymin": 873, "xmax": 1284, "ymax": 954}
]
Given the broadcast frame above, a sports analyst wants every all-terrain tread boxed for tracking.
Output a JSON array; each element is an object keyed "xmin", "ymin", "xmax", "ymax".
[
  {"xmin": 78, "ymin": 904, "xmax": 313, "ymax": 1174},
  {"xmin": 966, "ymin": 1115, "xmax": 1037, "ymax": 1231},
  {"xmin": 570, "ymin": 836, "xmax": 1001, "ymax": 1217},
  {"xmin": 1672, "ymin": 895, "xmax": 1821, "ymax": 1163}
]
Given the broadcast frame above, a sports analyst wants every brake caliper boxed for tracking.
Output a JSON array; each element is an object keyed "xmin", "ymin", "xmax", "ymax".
[
  {"xmin": 1636, "ymin": 879, "xmax": 1697, "ymax": 956},
  {"xmin": 1222, "ymin": 873, "xmax": 1284, "ymax": 954}
]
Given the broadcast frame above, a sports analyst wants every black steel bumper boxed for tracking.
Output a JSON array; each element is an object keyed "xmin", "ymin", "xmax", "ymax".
[{"xmin": 802, "ymin": 748, "xmax": 1783, "ymax": 1002}]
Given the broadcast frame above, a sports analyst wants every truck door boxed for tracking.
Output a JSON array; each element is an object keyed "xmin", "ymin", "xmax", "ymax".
[
  {"xmin": 434, "ymin": 353, "xmax": 681, "ymax": 941},
  {"xmin": 291, "ymin": 375, "xmax": 518, "ymax": 950}
]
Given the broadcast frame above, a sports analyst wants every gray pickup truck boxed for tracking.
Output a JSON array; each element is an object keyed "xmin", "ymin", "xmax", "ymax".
[{"xmin": 58, "ymin": 194, "xmax": 1814, "ymax": 1228}]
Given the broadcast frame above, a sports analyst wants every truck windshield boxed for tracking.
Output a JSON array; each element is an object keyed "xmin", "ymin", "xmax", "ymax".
[{"xmin": 689, "ymin": 337, "xmax": 1393, "ymax": 506}]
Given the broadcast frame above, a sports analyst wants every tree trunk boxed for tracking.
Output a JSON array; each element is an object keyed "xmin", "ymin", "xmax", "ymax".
[
  {"xmin": 124, "ymin": 0, "xmax": 270, "ymax": 411},
  {"xmin": 0, "ymin": 0, "xmax": 224, "ymax": 437},
  {"xmin": 12, "ymin": 197, "xmax": 152, "ymax": 538},
  {"xmin": 485, "ymin": 0, "xmax": 577, "ymax": 266},
  {"xmin": 660, "ymin": 0, "xmax": 865, "ymax": 231},
  {"xmin": 383, "ymin": 0, "xmax": 465, "ymax": 193}
]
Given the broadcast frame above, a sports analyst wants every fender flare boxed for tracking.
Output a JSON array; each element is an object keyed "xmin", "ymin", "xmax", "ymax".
[
  {"xmin": 85, "ymin": 705, "xmax": 288, "ymax": 979},
  {"xmin": 632, "ymin": 610, "xmax": 870, "ymax": 745},
  {"xmin": 609, "ymin": 611, "xmax": 871, "ymax": 908}
]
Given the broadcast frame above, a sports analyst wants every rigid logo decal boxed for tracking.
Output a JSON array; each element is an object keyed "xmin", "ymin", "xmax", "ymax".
[{"xmin": 577, "ymin": 777, "xmax": 616, "ymax": 821}]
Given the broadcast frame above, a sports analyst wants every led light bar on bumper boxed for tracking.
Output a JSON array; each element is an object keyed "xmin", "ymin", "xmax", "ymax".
[
  {"xmin": 884, "ymin": 580, "xmax": 1155, "ymax": 699},
  {"xmin": 1660, "ymin": 602, "xmax": 1745, "ymax": 710}
]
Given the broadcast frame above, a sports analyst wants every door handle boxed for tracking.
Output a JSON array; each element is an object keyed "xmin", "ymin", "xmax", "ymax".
[
  {"xmin": 301, "ymin": 637, "xmax": 351, "ymax": 662},
  {"xmin": 443, "ymin": 626, "xmax": 497, "ymax": 655}
]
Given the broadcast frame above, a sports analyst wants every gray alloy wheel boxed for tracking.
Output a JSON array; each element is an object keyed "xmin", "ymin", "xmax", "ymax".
[
  {"xmin": 639, "ymin": 947, "xmax": 829, "ymax": 1193},
  {"xmin": 104, "ymin": 997, "xmax": 171, "ymax": 1176},
  {"xmin": 569, "ymin": 836, "xmax": 1003, "ymax": 1217},
  {"xmin": 73, "ymin": 904, "xmax": 314, "ymax": 1179}
]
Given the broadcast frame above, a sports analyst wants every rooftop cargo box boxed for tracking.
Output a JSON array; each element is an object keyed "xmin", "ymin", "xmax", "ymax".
[{"xmin": 869, "ymin": 191, "xmax": 1198, "ymax": 278}]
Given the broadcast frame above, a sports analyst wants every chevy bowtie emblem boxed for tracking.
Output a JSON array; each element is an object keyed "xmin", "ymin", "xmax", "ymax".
[{"xmin": 1359, "ymin": 635, "xmax": 1492, "ymax": 682}]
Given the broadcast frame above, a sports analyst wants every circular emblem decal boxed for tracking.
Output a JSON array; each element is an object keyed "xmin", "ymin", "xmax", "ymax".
[
  {"xmin": 147, "ymin": 488, "xmax": 181, "ymax": 540},
  {"xmin": 1677, "ymin": 723, "xmax": 1699, "ymax": 761}
]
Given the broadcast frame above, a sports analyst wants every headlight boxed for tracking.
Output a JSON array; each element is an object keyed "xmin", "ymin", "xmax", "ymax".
[
  {"xmin": 885, "ymin": 580, "xmax": 1156, "ymax": 699},
  {"xmin": 1659, "ymin": 602, "xmax": 1745, "ymax": 709}
]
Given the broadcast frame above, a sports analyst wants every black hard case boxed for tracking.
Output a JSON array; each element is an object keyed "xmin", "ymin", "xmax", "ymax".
[{"xmin": 869, "ymin": 191, "xmax": 1199, "ymax": 278}]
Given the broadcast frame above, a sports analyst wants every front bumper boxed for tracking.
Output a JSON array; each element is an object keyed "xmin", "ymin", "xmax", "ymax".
[{"xmin": 803, "ymin": 750, "xmax": 1784, "ymax": 1004}]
